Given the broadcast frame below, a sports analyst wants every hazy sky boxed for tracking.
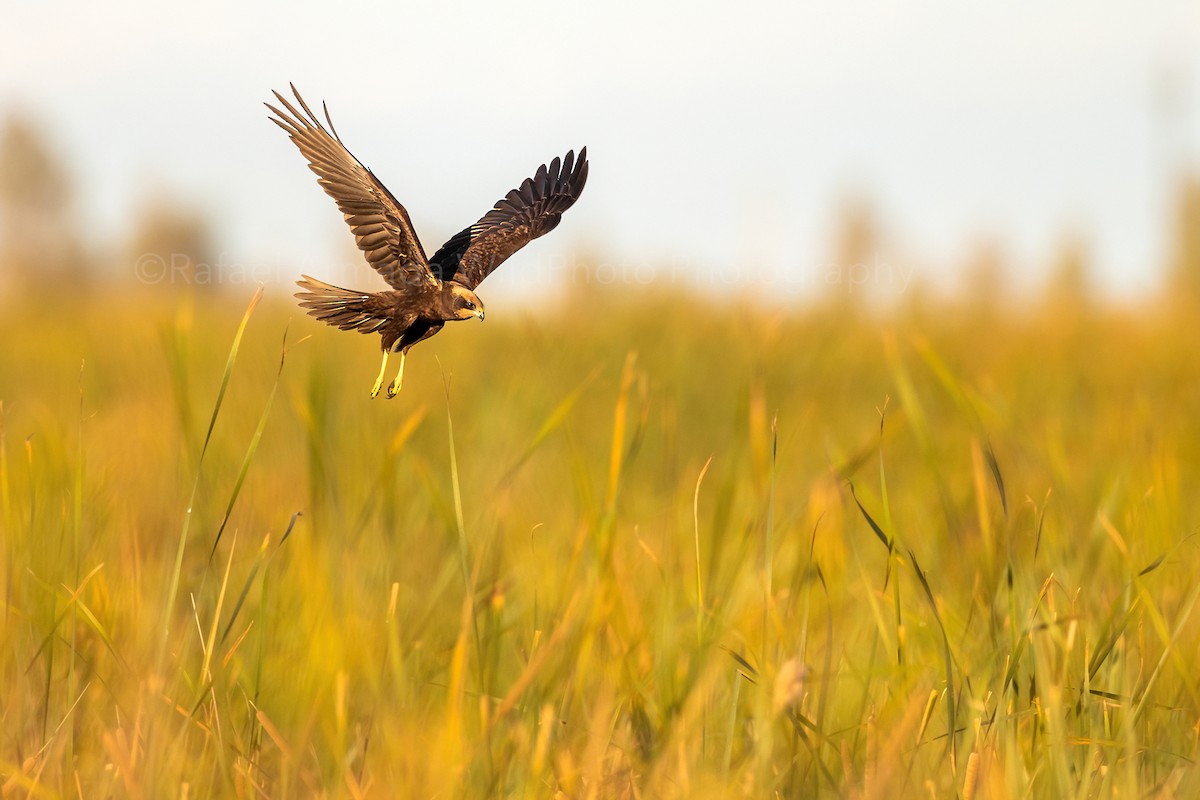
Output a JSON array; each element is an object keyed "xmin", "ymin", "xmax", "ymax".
[{"xmin": 2, "ymin": 1, "xmax": 1198, "ymax": 301}]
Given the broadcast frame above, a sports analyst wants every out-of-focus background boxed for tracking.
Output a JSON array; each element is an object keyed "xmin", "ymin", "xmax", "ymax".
[
  {"xmin": 1, "ymin": 0, "xmax": 1198, "ymax": 304},
  {"xmin": 4, "ymin": 4, "xmax": 1200, "ymax": 799}
]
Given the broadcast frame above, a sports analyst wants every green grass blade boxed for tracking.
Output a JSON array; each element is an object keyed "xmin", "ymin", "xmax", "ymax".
[
  {"xmin": 157, "ymin": 286, "xmax": 263, "ymax": 674},
  {"xmin": 209, "ymin": 323, "xmax": 289, "ymax": 560}
]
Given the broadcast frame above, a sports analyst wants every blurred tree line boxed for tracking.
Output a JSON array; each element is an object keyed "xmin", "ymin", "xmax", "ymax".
[
  {"xmin": 1169, "ymin": 177, "xmax": 1200, "ymax": 302},
  {"xmin": 0, "ymin": 110, "xmax": 214, "ymax": 298},
  {"xmin": 818, "ymin": 176, "xmax": 1200, "ymax": 314},
  {"xmin": 0, "ymin": 114, "xmax": 83, "ymax": 291}
]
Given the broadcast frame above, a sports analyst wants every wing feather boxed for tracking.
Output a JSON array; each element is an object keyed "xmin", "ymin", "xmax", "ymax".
[
  {"xmin": 429, "ymin": 147, "xmax": 588, "ymax": 290},
  {"xmin": 267, "ymin": 85, "xmax": 435, "ymax": 290}
]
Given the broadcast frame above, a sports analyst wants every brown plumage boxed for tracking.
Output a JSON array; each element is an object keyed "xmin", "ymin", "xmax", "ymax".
[{"xmin": 267, "ymin": 84, "xmax": 588, "ymax": 397}]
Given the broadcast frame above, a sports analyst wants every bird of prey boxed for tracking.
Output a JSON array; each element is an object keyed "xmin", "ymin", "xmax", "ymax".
[{"xmin": 266, "ymin": 85, "xmax": 588, "ymax": 397}]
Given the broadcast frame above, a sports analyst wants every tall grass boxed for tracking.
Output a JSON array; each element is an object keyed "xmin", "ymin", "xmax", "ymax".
[{"xmin": 1, "ymin": 285, "xmax": 1199, "ymax": 797}]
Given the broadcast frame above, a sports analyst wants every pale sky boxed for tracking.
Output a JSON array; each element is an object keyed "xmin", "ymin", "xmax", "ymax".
[{"xmin": 2, "ymin": 1, "xmax": 1198, "ymax": 301}]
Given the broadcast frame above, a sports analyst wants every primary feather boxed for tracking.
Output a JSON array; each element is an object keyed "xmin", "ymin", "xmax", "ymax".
[
  {"xmin": 429, "ymin": 148, "xmax": 589, "ymax": 290},
  {"xmin": 266, "ymin": 84, "xmax": 434, "ymax": 290}
]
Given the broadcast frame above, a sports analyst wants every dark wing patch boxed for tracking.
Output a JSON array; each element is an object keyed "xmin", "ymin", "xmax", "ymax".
[
  {"xmin": 429, "ymin": 148, "xmax": 588, "ymax": 290},
  {"xmin": 267, "ymin": 84, "xmax": 435, "ymax": 290}
]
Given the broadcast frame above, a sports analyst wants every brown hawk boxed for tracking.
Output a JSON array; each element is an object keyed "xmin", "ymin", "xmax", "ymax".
[{"xmin": 267, "ymin": 84, "xmax": 588, "ymax": 397}]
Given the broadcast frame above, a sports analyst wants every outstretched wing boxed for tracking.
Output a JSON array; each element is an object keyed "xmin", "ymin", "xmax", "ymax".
[
  {"xmin": 267, "ymin": 84, "xmax": 436, "ymax": 290},
  {"xmin": 429, "ymin": 148, "xmax": 588, "ymax": 290}
]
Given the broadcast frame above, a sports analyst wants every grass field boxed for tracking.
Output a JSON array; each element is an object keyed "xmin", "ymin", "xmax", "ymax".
[{"xmin": 2, "ymin": 282, "xmax": 1199, "ymax": 798}]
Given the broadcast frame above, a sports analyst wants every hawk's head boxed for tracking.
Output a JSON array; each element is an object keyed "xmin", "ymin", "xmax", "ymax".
[{"xmin": 444, "ymin": 282, "xmax": 485, "ymax": 322}]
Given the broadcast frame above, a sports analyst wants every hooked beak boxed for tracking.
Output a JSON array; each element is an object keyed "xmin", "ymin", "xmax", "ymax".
[{"xmin": 474, "ymin": 306, "xmax": 485, "ymax": 321}]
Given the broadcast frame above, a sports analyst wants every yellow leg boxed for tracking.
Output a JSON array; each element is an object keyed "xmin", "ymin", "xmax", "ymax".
[
  {"xmin": 386, "ymin": 351, "xmax": 406, "ymax": 398},
  {"xmin": 370, "ymin": 350, "xmax": 389, "ymax": 398}
]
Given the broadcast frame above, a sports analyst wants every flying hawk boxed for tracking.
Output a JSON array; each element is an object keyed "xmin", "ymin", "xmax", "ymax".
[{"xmin": 267, "ymin": 85, "xmax": 588, "ymax": 397}]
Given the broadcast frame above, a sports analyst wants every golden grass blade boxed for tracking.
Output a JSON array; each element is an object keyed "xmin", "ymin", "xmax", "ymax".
[
  {"xmin": 848, "ymin": 483, "xmax": 892, "ymax": 552},
  {"xmin": 763, "ymin": 415, "xmax": 777, "ymax": 666},
  {"xmin": 908, "ymin": 548, "xmax": 958, "ymax": 762},
  {"xmin": 200, "ymin": 531, "xmax": 238, "ymax": 691},
  {"xmin": 604, "ymin": 352, "xmax": 638, "ymax": 516},
  {"xmin": 692, "ymin": 454, "xmax": 713, "ymax": 644},
  {"xmin": 0, "ymin": 403, "xmax": 11, "ymax": 619}
]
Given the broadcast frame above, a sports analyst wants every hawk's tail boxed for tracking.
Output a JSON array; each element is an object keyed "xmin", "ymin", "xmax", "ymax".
[{"xmin": 295, "ymin": 275, "xmax": 385, "ymax": 333}]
